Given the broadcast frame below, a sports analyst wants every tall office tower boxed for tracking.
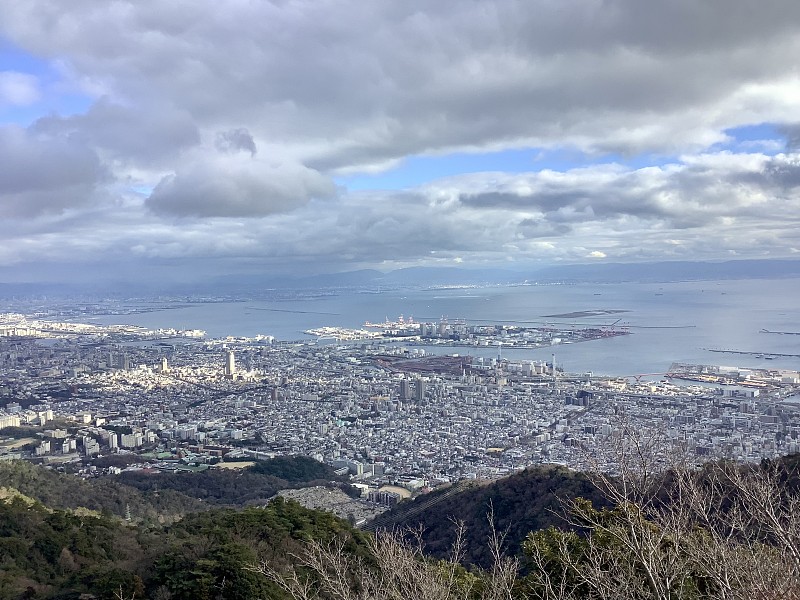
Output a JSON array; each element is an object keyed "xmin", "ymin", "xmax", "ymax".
[
  {"xmin": 160, "ymin": 356, "xmax": 169, "ymax": 373},
  {"xmin": 552, "ymin": 353, "xmax": 558, "ymax": 389},
  {"xmin": 399, "ymin": 379, "xmax": 410, "ymax": 400},
  {"xmin": 225, "ymin": 350, "xmax": 236, "ymax": 377},
  {"xmin": 415, "ymin": 378, "xmax": 426, "ymax": 404}
]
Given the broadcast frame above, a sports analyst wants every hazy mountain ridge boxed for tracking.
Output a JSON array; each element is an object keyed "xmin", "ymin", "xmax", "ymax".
[
  {"xmin": 206, "ymin": 258, "xmax": 800, "ymax": 290},
  {"xmin": 2, "ymin": 258, "xmax": 799, "ymax": 299}
]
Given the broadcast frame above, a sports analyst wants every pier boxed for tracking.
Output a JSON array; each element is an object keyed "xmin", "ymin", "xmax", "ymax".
[{"xmin": 705, "ymin": 348, "xmax": 800, "ymax": 359}]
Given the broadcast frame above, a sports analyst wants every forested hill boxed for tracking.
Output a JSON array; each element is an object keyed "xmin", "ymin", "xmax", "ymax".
[
  {"xmin": 0, "ymin": 460, "xmax": 203, "ymax": 523},
  {"xmin": 374, "ymin": 464, "xmax": 610, "ymax": 566},
  {"xmin": 117, "ymin": 455, "xmax": 355, "ymax": 507},
  {"xmin": 378, "ymin": 454, "xmax": 800, "ymax": 569},
  {"xmin": 0, "ymin": 456, "xmax": 355, "ymax": 523},
  {"xmin": 3, "ymin": 457, "xmax": 800, "ymax": 598},
  {"xmin": 0, "ymin": 458, "xmax": 363, "ymax": 599},
  {"xmin": 0, "ymin": 491, "xmax": 365, "ymax": 600}
]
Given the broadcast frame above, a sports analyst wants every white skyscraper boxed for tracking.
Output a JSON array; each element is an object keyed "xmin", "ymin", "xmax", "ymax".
[{"xmin": 225, "ymin": 350, "xmax": 236, "ymax": 377}]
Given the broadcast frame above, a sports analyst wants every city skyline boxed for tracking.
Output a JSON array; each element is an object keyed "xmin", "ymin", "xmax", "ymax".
[{"xmin": 1, "ymin": 1, "xmax": 800, "ymax": 283}]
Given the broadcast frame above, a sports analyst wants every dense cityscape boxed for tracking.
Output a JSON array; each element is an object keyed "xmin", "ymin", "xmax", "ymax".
[{"xmin": 3, "ymin": 309, "xmax": 800, "ymax": 515}]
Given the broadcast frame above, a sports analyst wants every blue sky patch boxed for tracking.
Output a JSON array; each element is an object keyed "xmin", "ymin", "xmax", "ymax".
[{"xmin": 0, "ymin": 38, "xmax": 93, "ymax": 124}]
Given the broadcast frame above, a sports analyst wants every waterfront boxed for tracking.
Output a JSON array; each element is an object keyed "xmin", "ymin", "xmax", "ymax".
[
  {"xmin": 3, "ymin": 278, "xmax": 800, "ymax": 492},
  {"xmin": 82, "ymin": 278, "xmax": 800, "ymax": 376}
]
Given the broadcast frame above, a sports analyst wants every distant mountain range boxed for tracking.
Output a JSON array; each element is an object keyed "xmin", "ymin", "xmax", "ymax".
[
  {"xmin": 2, "ymin": 258, "xmax": 799, "ymax": 298},
  {"xmin": 207, "ymin": 258, "xmax": 800, "ymax": 291}
]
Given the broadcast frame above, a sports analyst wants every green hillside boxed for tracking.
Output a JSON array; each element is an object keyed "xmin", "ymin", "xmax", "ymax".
[
  {"xmin": 0, "ymin": 456, "xmax": 355, "ymax": 524},
  {"xmin": 0, "ymin": 460, "xmax": 203, "ymax": 524},
  {"xmin": 0, "ymin": 489, "xmax": 365, "ymax": 600},
  {"xmin": 374, "ymin": 465, "xmax": 609, "ymax": 566},
  {"xmin": 3, "ymin": 456, "xmax": 800, "ymax": 599},
  {"xmin": 117, "ymin": 455, "xmax": 355, "ymax": 506}
]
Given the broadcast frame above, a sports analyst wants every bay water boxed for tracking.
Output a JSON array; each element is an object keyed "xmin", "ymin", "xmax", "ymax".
[{"xmin": 87, "ymin": 278, "xmax": 800, "ymax": 376}]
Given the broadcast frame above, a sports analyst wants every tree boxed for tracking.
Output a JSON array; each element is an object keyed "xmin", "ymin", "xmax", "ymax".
[
  {"xmin": 254, "ymin": 520, "xmax": 519, "ymax": 600},
  {"xmin": 523, "ymin": 419, "xmax": 800, "ymax": 599}
]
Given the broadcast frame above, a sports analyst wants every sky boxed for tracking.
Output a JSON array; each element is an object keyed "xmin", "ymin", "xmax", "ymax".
[{"xmin": 1, "ymin": 0, "xmax": 799, "ymax": 283}]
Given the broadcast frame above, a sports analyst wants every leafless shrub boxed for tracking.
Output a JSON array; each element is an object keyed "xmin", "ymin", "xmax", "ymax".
[
  {"xmin": 525, "ymin": 418, "xmax": 800, "ymax": 599},
  {"xmin": 253, "ymin": 516, "xmax": 518, "ymax": 600}
]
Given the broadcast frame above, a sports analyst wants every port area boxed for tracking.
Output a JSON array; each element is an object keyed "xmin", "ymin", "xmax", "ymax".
[
  {"xmin": 666, "ymin": 362, "xmax": 799, "ymax": 390},
  {"xmin": 306, "ymin": 315, "xmax": 630, "ymax": 349}
]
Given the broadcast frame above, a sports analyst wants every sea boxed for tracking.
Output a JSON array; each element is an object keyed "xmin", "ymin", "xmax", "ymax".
[{"xmin": 85, "ymin": 278, "xmax": 800, "ymax": 377}]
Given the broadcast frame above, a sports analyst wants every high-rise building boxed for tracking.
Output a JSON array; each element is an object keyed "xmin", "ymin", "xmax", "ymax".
[
  {"xmin": 399, "ymin": 379, "xmax": 410, "ymax": 400},
  {"xmin": 415, "ymin": 378, "xmax": 425, "ymax": 403},
  {"xmin": 552, "ymin": 353, "xmax": 558, "ymax": 389},
  {"xmin": 225, "ymin": 350, "xmax": 236, "ymax": 377}
]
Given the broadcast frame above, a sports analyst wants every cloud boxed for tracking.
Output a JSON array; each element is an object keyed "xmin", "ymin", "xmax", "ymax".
[
  {"xmin": 0, "ymin": 124, "xmax": 106, "ymax": 218},
  {"xmin": 3, "ymin": 147, "xmax": 799, "ymax": 275},
  {"xmin": 2, "ymin": 1, "xmax": 800, "ymax": 171},
  {"xmin": 517, "ymin": 218, "xmax": 572, "ymax": 239},
  {"xmin": 32, "ymin": 98, "xmax": 200, "ymax": 166},
  {"xmin": 215, "ymin": 128, "xmax": 257, "ymax": 156},
  {"xmin": 451, "ymin": 154, "xmax": 790, "ymax": 232},
  {"xmin": 0, "ymin": 2, "xmax": 799, "ymax": 278},
  {"xmin": 779, "ymin": 123, "xmax": 800, "ymax": 150},
  {"xmin": 0, "ymin": 70, "xmax": 40, "ymax": 106},
  {"xmin": 145, "ymin": 153, "xmax": 336, "ymax": 218},
  {"xmin": 762, "ymin": 154, "xmax": 800, "ymax": 188}
]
